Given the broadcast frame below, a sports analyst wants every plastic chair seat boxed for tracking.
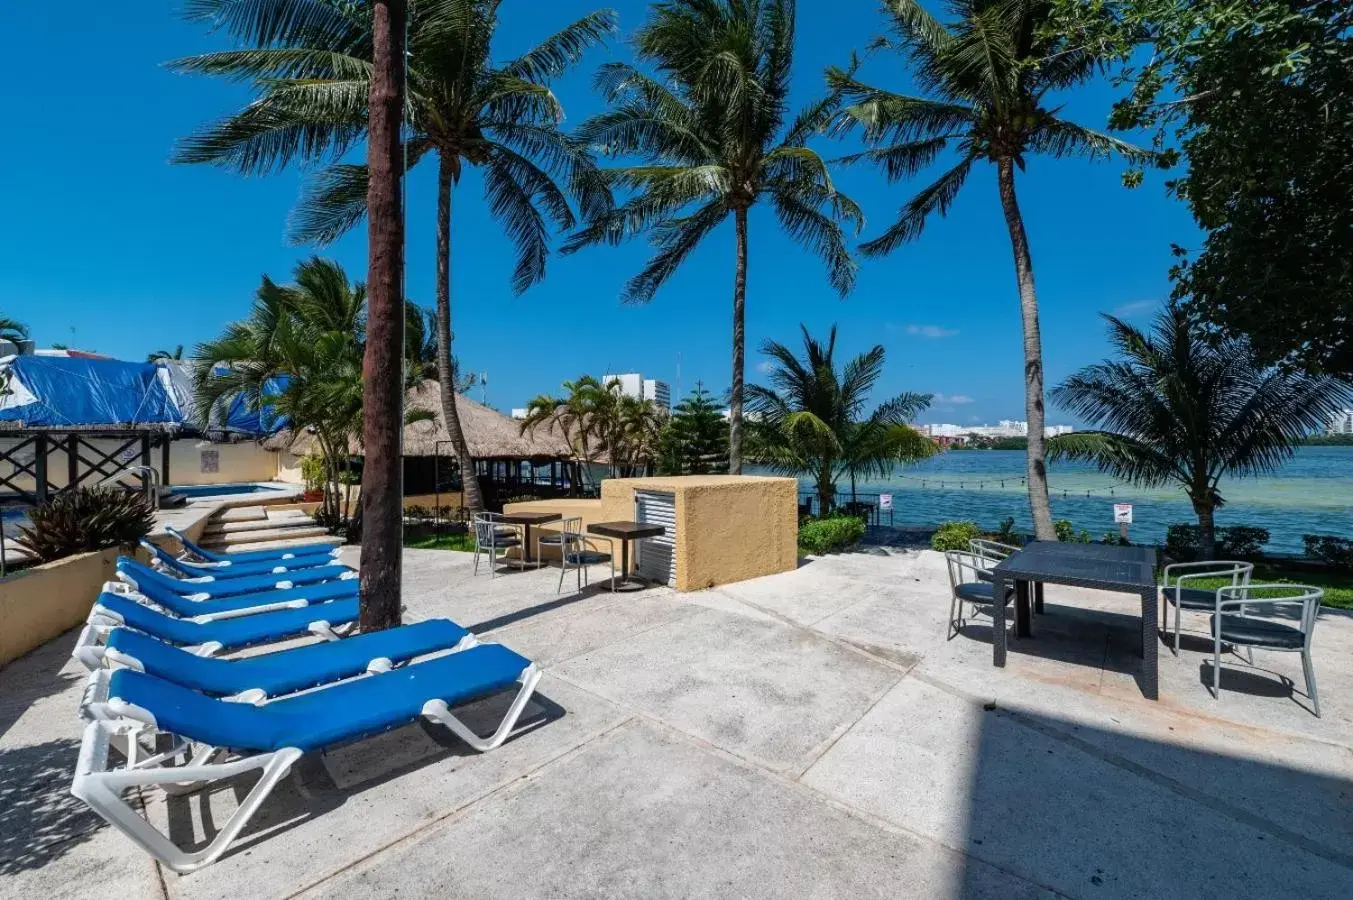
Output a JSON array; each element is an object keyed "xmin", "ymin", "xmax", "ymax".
[
  {"xmin": 1169, "ymin": 587, "xmax": 1218, "ymax": 610},
  {"xmin": 955, "ymin": 582, "xmax": 1013, "ymax": 606},
  {"xmin": 1210, "ymin": 614, "xmax": 1306, "ymax": 650},
  {"xmin": 565, "ymin": 551, "xmax": 611, "ymax": 565}
]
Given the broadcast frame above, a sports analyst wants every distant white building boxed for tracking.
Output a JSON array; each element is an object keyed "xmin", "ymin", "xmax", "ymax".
[
  {"xmin": 923, "ymin": 421, "xmax": 1073, "ymax": 441},
  {"xmin": 510, "ymin": 408, "xmax": 528, "ymax": 420},
  {"xmin": 602, "ymin": 372, "xmax": 671, "ymax": 412},
  {"xmin": 1329, "ymin": 409, "xmax": 1353, "ymax": 435}
]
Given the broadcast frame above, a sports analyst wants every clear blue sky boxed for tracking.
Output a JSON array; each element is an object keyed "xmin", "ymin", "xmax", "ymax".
[{"xmin": 1, "ymin": 1, "xmax": 1198, "ymax": 426}]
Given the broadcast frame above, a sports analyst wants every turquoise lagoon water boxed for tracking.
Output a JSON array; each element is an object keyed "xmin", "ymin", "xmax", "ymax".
[{"xmin": 772, "ymin": 446, "xmax": 1353, "ymax": 553}]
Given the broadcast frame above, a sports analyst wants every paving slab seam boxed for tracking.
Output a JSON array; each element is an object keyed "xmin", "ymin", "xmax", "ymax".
[
  {"xmin": 904, "ymin": 668, "xmax": 1353, "ymax": 873},
  {"xmin": 624, "ymin": 705, "xmax": 1074, "ymax": 899},
  {"xmin": 788, "ymin": 669, "xmax": 910, "ymax": 781},
  {"xmin": 274, "ymin": 714, "xmax": 640, "ymax": 900}
]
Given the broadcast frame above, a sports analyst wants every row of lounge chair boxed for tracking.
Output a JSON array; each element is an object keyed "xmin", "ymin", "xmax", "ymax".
[{"xmin": 70, "ymin": 526, "xmax": 543, "ymax": 873}]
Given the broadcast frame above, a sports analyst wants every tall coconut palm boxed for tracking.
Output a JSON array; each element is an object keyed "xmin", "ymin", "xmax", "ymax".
[
  {"xmin": 746, "ymin": 324, "xmax": 934, "ymax": 512},
  {"xmin": 171, "ymin": 0, "xmax": 615, "ymax": 515},
  {"xmin": 828, "ymin": 0, "xmax": 1158, "ymax": 539},
  {"xmin": 1051, "ymin": 305, "xmax": 1353, "ymax": 558},
  {"xmin": 566, "ymin": 0, "xmax": 863, "ymax": 474}
]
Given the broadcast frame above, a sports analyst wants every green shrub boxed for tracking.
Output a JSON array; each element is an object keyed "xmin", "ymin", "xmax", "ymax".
[
  {"xmin": 994, "ymin": 517, "xmax": 1020, "ymax": 545},
  {"xmin": 931, "ymin": 521, "xmax": 980, "ymax": 552},
  {"xmin": 799, "ymin": 514, "xmax": 866, "ymax": 555},
  {"xmin": 1303, "ymin": 534, "xmax": 1353, "ymax": 570},
  {"xmin": 1100, "ymin": 531, "xmax": 1131, "ymax": 546},
  {"xmin": 15, "ymin": 487, "xmax": 154, "ymax": 563},
  {"xmin": 299, "ymin": 453, "xmax": 326, "ymax": 492},
  {"xmin": 1054, "ymin": 519, "xmax": 1092, "ymax": 543},
  {"xmin": 1165, "ymin": 524, "xmax": 1270, "ymax": 560}
]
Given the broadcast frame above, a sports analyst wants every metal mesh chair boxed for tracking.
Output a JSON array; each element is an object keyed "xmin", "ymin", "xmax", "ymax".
[
  {"xmin": 969, "ymin": 539, "xmax": 1020, "ymax": 582},
  {"xmin": 1161, "ymin": 561, "xmax": 1254, "ymax": 655},
  {"xmin": 536, "ymin": 517, "xmax": 581, "ymax": 570},
  {"xmin": 472, "ymin": 513, "xmax": 520, "ymax": 578},
  {"xmin": 556, "ymin": 520, "xmax": 615, "ymax": 594},
  {"xmin": 945, "ymin": 550, "xmax": 1014, "ymax": 640},
  {"xmin": 1211, "ymin": 584, "xmax": 1323, "ymax": 717}
]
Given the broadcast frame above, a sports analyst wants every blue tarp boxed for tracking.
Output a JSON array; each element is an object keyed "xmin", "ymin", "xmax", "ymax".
[
  {"xmin": 0, "ymin": 356, "xmax": 287, "ymax": 436},
  {"xmin": 0, "ymin": 356, "xmax": 181, "ymax": 429}
]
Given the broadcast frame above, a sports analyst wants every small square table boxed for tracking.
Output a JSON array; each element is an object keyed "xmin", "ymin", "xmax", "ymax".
[
  {"xmin": 497, "ymin": 511, "xmax": 562, "ymax": 567},
  {"xmin": 991, "ymin": 541, "xmax": 1160, "ymax": 699},
  {"xmin": 587, "ymin": 521, "xmax": 666, "ymax": 591}
]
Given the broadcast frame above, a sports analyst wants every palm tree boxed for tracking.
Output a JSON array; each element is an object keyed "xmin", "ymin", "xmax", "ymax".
[
  {"xmin": 829, "ymin": 0, "xmax": 1157, "ymax": 540},
  {"xmin": 147, "ymin": 345, "xmax": 185, "ymax": 362},
  {"xmin": 1050, "ymin": 306, "xmax": 1353, "ymax": 558},
  {"xmin": 171, "ymin": 0, "xmax": 615, "ymax": 516},
  {"xmin": 566, "ymin": 0, "xmax": 863, "ymax": 474},
  {"xmin": 195, "ymin": 258, "xmax": 369, "ymax": 524},
  {"xmin": 747, "ymin": 324, "xmax": 934, "ymax": 513},
  {"xmin": 0, "ymin": 317, "xmax": 28, "ymax": 343}
]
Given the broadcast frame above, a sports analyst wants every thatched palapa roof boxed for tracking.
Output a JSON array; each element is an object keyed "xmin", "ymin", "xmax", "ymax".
[{"xmin": 264, "ymin": 381, "xmax": 574, "ymax": 460}]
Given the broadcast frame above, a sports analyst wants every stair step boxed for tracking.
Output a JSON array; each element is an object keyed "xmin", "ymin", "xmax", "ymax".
[
  {"xmin": 201, "ymin": 525, "xmax": 332, "ymax": 548},
  {"xmin": 216, "ymin": 506, "xmax": 269, "ymax": 523},
  {"xmin": 205, "ymin": 515, "xmax": 316, "ymax": 535},
  {"xmin": 206, "ymin": 534, "xmax": 344, "ymax": 554}
]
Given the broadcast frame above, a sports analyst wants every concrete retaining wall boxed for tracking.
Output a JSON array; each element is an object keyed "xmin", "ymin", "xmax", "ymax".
[{"xmin": 0, "ymin": 547, "xmax": 119, "ymax": 666}]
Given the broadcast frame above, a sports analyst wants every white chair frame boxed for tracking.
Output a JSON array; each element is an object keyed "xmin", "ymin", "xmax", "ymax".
[
  {"xmin": 945, "ymin": 550, "xmax": 1002, "ymax": 639},
  {"xmin": 1211, "ymin": 584, "xmax": 1323, "ymax": 717},
  {"xmin": 535, "ymin": 516, "xmax": 582, "ymax": 570},
  {"xmin": 555, "ymin": 520, "xmax": 616, "ymax": 593},
  {"xmin": 1161, "ymin": 560, "xmax": 1254, "ymax": 656},
  {"xmin": 471, "ymin": 512, "xmax": 520, "ymax": 578}
]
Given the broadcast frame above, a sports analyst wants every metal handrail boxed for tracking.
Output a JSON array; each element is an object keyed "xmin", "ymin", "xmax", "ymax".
[{"xmin": 98, "ymin": 464, "xmax": 161, "ymax": 510}]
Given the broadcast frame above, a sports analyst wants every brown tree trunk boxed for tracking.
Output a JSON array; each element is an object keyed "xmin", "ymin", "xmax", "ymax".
[
  {"xmin": 996, "ymin": 157, "xmax": 1055, "ymax": 541},
  {"xmin": 434, "ymin": 153, "xmax": 485, "ymax": 515},
  {"xmin": 1194, "ymin": 497, "xmax": 1218, "ymax": 560},
  {"xmin": 728, "ymin": 207, "xmax": 749, "ymax": 475},
  {"xmin": 358, "ymin": 0, "xmax": 407, "ymax": 632}
]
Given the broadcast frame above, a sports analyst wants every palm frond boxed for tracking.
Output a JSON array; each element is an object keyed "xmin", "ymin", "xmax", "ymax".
[
  {"xmin": 622, "ymin": 201, "xmax": 730, "ymax": 304},
  {"xmin": 860, "ymin": 152, "xmax": 975, "ymax": 256},
  {"xmin": 501, "ymin": 9, "xmax": 618, "ymax": 83}
]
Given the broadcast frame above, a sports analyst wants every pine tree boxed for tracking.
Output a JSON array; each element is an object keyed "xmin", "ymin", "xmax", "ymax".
[{"xmin": 662, "ymin": 383, "xmax": 730, "ymax": 475}]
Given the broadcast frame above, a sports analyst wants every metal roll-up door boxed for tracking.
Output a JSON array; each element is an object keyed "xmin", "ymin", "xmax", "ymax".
[{"xmin": 635, "ymin": 490, "xmax": 676, "ymax": 585}]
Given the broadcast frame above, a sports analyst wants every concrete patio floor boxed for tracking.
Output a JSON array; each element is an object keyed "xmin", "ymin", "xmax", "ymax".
[{"xmin": 3, "ymin": 546, "xmax": 1352, "ymax": 898}]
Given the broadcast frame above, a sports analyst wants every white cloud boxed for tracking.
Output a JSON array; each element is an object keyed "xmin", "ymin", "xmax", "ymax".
[
  {"xmin": 906, "ymin": 324, "xmax": 959, "ymax": 339},
  {"xmin": 754, "ymin": 360, "xmax": 774, "ymax": 374},
  {"xmin": 933, "ymin": 393, "xmax": 975, "ymax": 405},
  {"xmin": 1111, "ymin": 299, "xmax": 1156, "ymax": 317}
]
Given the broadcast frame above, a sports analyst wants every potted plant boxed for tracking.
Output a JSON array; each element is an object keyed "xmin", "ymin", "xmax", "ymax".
[{"xmin": 300, "ymin": 453, "xmax": 326, "ymax": 503}]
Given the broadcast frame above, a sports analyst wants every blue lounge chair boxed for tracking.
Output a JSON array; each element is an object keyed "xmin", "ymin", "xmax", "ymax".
[
  {"xmin": 79, "ymin": 576, "xmax": 359, "ymax": 636},
  {"xmin": 73, "ymin": 644, "xmax": 541, "ymax": 872},
  {"xmin": 78, "ymin": 590, "xmax": 357, "ymax": 657},
  {"xmin": 116, "ymin": 557, "xmax": 355, "ymax": 600},
  {"xmin": 165, "ymin": 524, "xmax": 341, "ymax": 564},
  {"xmin": 81, "ymin": 619, "xmax": 476, "ymax": 699},
  {"xmin": 140, "ymin": 539, "xmax": 334, "ymax": 579}
]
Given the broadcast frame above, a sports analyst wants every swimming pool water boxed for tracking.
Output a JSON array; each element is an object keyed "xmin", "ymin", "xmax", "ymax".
[{"xmin": 169, "ymin": 484, "xmax": 284, "ymax": 498}]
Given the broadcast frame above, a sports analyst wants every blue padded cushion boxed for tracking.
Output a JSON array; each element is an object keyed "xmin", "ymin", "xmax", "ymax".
[
  {"xmin": 1210, "ymin": 614, "xmax": 1306, "ymax": 650},
  {"xmin": 107, "ymin": 643, "xmax": 531, "ymax": 752},
  {"xmin": 105, "ymin": 619, "xmax": 471, "ymax": 696},
  {"xmin": 94, "ymin": 591, "xmax": 358, "ymax": 650},
  {"xmin": 147, "ymin": 542, "xmax": 333, "ymax": 580},
  {"xmin": 118, "ymin": 557, "xmax": 352, "ymax": 598},
  {"xmin": 172, "ymin": 530, "xmax": 339, "ymax": 564},
  {"xmin": 133, "ymin": 576, "xmax": 358, "ymax": 617},
  {"xmin": 955, "ymin": 582, "xmax": 1014, "ymax": 605}
]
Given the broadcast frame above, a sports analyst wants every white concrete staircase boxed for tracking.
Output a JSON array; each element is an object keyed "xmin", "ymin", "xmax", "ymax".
[{"xmin": 198, "ymin": 506, "xmax": 343, "ymax": 553}]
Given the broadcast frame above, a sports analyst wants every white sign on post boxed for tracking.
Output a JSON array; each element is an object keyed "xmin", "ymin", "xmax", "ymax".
[
  {"xmin": 879, "ymin": 493, "xmax": 893, "ymax": 510},
  {"xmin": 1113, "ymin": 503, "xmax": 1133, "ymax": 524}
]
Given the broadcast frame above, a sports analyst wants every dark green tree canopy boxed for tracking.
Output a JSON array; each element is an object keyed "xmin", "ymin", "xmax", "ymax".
[
  {"xmin": 662, "ymin": 382, "xmax": 729, "ymax": 474},
  {"xmin": 1052, "ymin": 0, "xmax": 1353, "ymax": 376}
]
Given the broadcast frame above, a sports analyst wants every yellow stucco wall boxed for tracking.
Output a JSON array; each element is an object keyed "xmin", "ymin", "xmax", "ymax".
[
  {"xmin": 0, "ymin": 437, "xmax": 279, "ymax": 489},
  {"xmin": 501, "ymin": 498, "xmax": 606, "ymax": 562},
  {"xmin": 0, "ymin": 547, "xmax": 119, "ymax": 666},
  {"xmin": 600, "ymin": 475, "xmax": 798, "ymax": 591}
]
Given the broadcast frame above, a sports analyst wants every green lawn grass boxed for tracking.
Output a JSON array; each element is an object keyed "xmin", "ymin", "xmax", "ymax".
[
  {"xmin": 1190, "ymin": 564, "xmax": 1353, "ymax": 610},
  {"xmin": 404, "ymin": 531, "xmax": 476, "ymax": 552}
]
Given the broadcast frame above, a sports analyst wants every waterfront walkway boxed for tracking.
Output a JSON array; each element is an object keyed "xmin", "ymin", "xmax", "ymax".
[{"xmin": 3, "ymin": 547, "xmax": 1352, "ymax": 898}]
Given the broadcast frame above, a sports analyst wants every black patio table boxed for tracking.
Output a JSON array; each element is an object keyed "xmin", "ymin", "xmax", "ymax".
[
  {"xmin": 497, "ymin": 511, "xmax": 562, "ymax": 567},
  {"xmin": 587, "ymin": 521, "xmax": 666, "ymax": 592},
  {"xmin": 991, "ymin": 541, "xmax": 1161, "ymax": 699}
]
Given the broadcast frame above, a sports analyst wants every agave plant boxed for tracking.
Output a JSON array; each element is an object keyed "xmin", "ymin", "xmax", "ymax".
[{"xmin": 16, "ymin": 487, "xmax": 155, "ymax": 563}]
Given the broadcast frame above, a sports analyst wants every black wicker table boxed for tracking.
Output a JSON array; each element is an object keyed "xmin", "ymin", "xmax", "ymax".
[
  {"xmin": 587, "ymin": 521, "xmax": 666, "ymax": 592},
  {"xmin": 991, "ymin": 541, "xmax": 1160, "ymax": 700}
]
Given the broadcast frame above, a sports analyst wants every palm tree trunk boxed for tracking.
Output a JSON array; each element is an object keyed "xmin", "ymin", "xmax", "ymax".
[
  {"xmin": 435, "ymin": 153, "xmax": 485, "ymax": 515},
  {"xmin": 358, "ymin": 0, "xmax": 406, "ymax": 632},
  {"xmin": 1194, "ymin": 498, "xmax": 1218, "ymax": 560},
  {"xmin": 728, "ymin": 207, "xmax": 749, "ymax": 475},
  {"xmin": 996, "ymin": 157, "xmax": 1055, "ymax": 541}
]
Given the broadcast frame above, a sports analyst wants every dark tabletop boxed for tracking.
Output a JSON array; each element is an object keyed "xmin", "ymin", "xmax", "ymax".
[
  {"xmin": 588, "ymin": 521, "xmax": 666, "ymax": 540},
  {"xmin": 994, "ymin": 541, "xmax": 1158, "ymax": 592},
  {"xmin": 498, "ymin": 511, "xmax": 563, "ymax": 526}
]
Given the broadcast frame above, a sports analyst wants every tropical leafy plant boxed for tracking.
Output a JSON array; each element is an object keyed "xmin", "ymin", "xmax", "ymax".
[
  {"xmin": 16, "ymin": 487, "xmax": 155, "ymax": 563},
  {"xmin": 1050, "ymin": 305, "xmax": 1353, "ymax": 558},
  {"xmin": 798, "ymin": 513, "xmax": 867, "ymax": 555},
  {"xmin": 147, "ymin": 345, "xmax": 184, "ymax": 362},
  {"xmin": 566, "ymin": 0, "xmax": 863, "ymax": 473},
  {"xmin": 660, "ymin": 382, "xmax": 729, "ymax": 474},
  {"xmin": 1053, "ymin": 519, "xmax": 1092, "ymax": 543},
  {"xmin": 829, "ymin": 0, "xmax": 1158, "ymax": 539},
  {"xmin": 931, "ymin": 520, "xmax": 980, "ymax": 552},
  {"xmin": 1304, "ymin": 534, "xmax": 1353, "ymax": 571},
  {"xmin": 0, "ymin": 316, "xmax": 29, "ymax": 343},
  {"xmin": 747, "ymin": 324, "xmax": 934, "ymax": 513},
  {"xmin": 172, "ymin": 0, "xmax": 616, "ymax": 514},
  {"xmin": 520, "ymin": 376, "xmax": 664, "ymax": 482},
  {"xmin": 1165, "ymin": 524, "xmax": 1269, "ymax": 561}
]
